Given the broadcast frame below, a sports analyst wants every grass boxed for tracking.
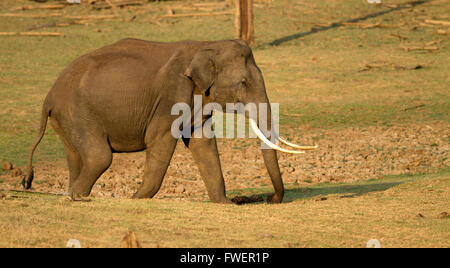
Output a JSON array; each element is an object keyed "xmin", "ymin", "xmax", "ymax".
[
  {"xmin": 0, "ymin": 0, "xmax": 449, "ymax": 247},
  {"xmin": 1, "ymin": 168, "xmax": 449, "ymax": 248},
  {"xmin": 0, "ymin": 0, "xmax": 449, "ymax": 166}
]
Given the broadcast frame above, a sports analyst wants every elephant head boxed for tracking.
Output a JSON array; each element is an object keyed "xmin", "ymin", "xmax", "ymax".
[{"xmin": 184, "ymin": 40, "xmax": 316, "ymax": 203}]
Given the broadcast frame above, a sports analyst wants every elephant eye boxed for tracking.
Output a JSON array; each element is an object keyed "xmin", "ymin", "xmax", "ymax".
[{"xmin": 240, "ymin": 79, "xmax": 247, "ymax": 87}]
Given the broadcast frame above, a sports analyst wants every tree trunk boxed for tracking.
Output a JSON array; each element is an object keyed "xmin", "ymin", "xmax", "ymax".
[{"xmin": 235, "ymin": 0, "xmax": 254, "ymax": 45}]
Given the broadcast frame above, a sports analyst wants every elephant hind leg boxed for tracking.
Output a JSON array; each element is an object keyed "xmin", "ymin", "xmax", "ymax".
[
  {"xmin": 50, "ymin": 118, "xmax": 81, "ymax": 193},
  {"xmin": 50, "ymin": 110, "xmax": 112, "ymax": 199},
  {"xmin": 65, "ymin": 148, "xmax": 82, "ymax": 194},
  {"xmin": 70, "ymin": 138, "xmax": 112, "ymax": 199}
]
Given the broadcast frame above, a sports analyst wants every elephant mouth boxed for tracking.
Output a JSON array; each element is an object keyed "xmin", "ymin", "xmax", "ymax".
[{"xmin": 248, "ymin": 118, "xmax": 318, "ymax": 154}]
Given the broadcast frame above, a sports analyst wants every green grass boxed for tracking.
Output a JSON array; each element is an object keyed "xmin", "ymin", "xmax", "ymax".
[
  {"xmin": 1, "ymin": 168, "xmax": 448, "ymax": 247},
  {"xmin": 0, "ymin": 0, "xmax": 449, "ymax": 166}
]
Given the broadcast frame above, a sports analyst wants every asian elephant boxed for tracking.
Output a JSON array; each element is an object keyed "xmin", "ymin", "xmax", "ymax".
[{"xmin": 22, "ymin": 39, "xmax": 315, "ymax": 203}]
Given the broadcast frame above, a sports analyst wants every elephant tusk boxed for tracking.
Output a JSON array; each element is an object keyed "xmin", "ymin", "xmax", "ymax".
[
  {"xmin": 278, "ymin": 137, "xmax": 318, "ymax": 150},
  {"xmin": 249, "ymin": 119, "xmax": 305, "ymax": 154}
]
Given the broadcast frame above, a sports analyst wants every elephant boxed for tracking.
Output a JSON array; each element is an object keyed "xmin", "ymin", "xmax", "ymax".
[{"xmin": 22, "ymin": 39, "xmax": 316, "ymax": 203}]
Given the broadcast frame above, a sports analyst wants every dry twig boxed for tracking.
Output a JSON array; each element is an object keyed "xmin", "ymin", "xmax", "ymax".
[
  {"xmin": 400, "ymin": 45, "xmax": 439, "ymax": 52},
  {"xmin": 0, "ymin": 13, "xmax": 62, "ymax": 18},
  {"xmin": 424, "ymin": 19, "xmax": 450, "ymax": 26},
  {"xmin": 160, "ymin": 11, "xmax": 233, "ymax": 18},
  {"xmin": 0, "ymin": 32, "xmax": 64, "ymax": 37},
  {"xmin": 92, "ymin": 0, "xmax": 144, "ymax": 9},
  {"xmin": 10, "ymin": 4, "xmax": 66, "ymax": 11}
]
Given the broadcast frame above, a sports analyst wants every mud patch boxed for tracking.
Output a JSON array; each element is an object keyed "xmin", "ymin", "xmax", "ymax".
[{"xmin": 0, "ymin": 124, "xmax": 448, "ymax": 201}]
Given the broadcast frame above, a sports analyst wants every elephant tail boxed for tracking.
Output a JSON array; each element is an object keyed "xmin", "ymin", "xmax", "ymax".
[{"xmin": 22, "ymin": 103, "xmax": 51, "ymax": 190}]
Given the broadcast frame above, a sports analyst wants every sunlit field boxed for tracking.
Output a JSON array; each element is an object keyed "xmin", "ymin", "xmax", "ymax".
[{"xmin": 0, "ymin": 0, "xmax": 448, "ymax": 247}]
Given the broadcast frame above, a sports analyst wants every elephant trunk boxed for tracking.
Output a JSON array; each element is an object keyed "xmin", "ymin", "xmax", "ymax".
[
  {"xmin": 245, "ymin": 89, "xmax": 317, "ymax": 203},
  {"xmin": 261, "ymin": 143, "xmax": 285, "ymax": 203},
  {"xmin": 246, "ymin": 94, "xmax": 285, "ymax": 203}
]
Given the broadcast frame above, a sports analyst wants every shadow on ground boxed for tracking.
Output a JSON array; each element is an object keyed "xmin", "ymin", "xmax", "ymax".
[
  {"xmin": 269, "ymin": 0, "xmax": 430, "ymax": 46},
  {"xmin": 229, "ymin": 180, "xmax": 404, "ymax": 204},
  {"xmin": 282, "ymin": 181, "xmax": 403, "ymax": 202}
]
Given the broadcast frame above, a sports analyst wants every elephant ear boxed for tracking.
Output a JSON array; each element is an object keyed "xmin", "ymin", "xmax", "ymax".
[{"xmin": 184, "ymin": 49, "xmax": 216, "ymax": 94}]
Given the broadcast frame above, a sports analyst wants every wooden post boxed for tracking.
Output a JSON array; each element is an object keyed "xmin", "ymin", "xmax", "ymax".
[{"xmin": 235, "ymin": 0, "xmax": 254, "ymax": 45}]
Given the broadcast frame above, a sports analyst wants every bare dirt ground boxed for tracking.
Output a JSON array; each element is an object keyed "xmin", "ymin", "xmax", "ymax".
[{"xmin": 1, "ymin": 123, "xmax": 448, "ymax": 201}]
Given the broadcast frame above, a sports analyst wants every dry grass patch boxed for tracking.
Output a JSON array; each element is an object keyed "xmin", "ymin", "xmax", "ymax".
[{"xmin": 0, "ymin": 169, "xmax": 448, "ymax": 248}]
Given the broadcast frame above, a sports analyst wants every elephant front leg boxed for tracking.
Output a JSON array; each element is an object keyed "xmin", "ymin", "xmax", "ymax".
[
  {"xmin": 132, "ymin": 132, "xmax": 178, "ymax": 199},
  {"xmin": 183, "ymin": 137, "xmax": 231, "ymax": 204},
  {"xmin": 262, "ymin": 149, "xmax": 284, "ymax": 203}
]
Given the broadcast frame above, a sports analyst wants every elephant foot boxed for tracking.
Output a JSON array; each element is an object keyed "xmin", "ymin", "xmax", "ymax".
[
  {"xmin": 207, "ymin": 196, "xmax": 233, "ymax": 204},
  {"xmin": 131, "ymin": 187, "xmax": 160, "ymax": 199},
  {"xmin": 73, "ymin": 196, "xmax": 91, "ymax": 202},
  {"xmin": 231, "ymin": 194, "xmax": 264, "ymax": 205},
  {"xmin": 131, "ymin": 192, "xmax": 154, "ymax": 199},
  {"xmin": 66, "ymin": 193, "xmax": 92, "ymax": 202},
  {"xmin": 267, "ymin": 193, "xmax": 283, "ymax": 204},
  {"xmin": 219, "ymin": 198, "xmax": 234, "ymax": 204}
]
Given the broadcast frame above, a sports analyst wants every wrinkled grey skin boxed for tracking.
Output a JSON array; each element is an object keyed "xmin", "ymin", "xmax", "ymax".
[{"xmin": 23, "ymin": 39, "xmax": 284, "ymax": 204}]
